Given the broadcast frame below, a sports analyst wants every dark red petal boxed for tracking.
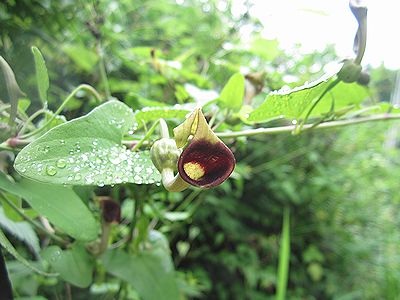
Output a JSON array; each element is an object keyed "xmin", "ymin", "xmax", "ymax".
[
  {"xmin": 100, "ymin": 199, "xmax": 121, "ymax": 223},
  {"xmin": 178, "ymin": 139, "xmax": 235, "ymax": 188}
]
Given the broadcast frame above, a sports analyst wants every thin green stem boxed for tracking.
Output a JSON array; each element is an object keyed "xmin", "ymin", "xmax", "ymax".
[
  {"xmin": 18, "ymin": 108, "xmax": 48, "ymax": 136},
  {"xmin": 19, "ymin": 84, "xmax": 102, "ymax": 139},
  {"xmin": 175, "ymin": 189, "xmax": 201, "ymax": 211},
  {"xmin": 96, "ymin": 42, "xmax": 111, "ymax": 99},
  {"xmin": 98, "ymin": 221, "xmax": 111, "ymax": 256},
  {"xmin": 216, "ymin": 113, "xmax": 400, "ymax": 139},
  {"xmin": 252, "ymin": 148, "xmax": 308, "ymax": 174},
  {"xmin": 208, "ymin": 109, "xmax": 219, "ymax": 128},
  {"xmin": 0, "ymin": 192, "xmax": 68, "ymax": 245},
  {"xmin": 159, "ymin": 118, "xmax": 170, "ymax": 138},
  {"xmin": 132, "ymin": 120, "xmax": 160, "ymax": 151},
  {"xmin": 127, "ymin": 190, "xmax": 141, "ymax": 246}
]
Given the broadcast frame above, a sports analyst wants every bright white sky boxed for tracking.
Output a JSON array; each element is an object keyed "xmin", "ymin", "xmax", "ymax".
[{"xmin": 234, "ymin": 0, "xmax": 398, "ymax": 69}]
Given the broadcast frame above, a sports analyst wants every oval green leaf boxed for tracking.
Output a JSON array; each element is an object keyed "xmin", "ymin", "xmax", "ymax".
[
  {"xmin": 14, "ymin": 101, "xmax": 161, "ymax": 186},
  {"xmin": 219, "ymin": 73, "xmax": 245, "ymax": 112},
  {"xmin": 0, "ymin": 172, "xmax": 98, "ymax": 241}
]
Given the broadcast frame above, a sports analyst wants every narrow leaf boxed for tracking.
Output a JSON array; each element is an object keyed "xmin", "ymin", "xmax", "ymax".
[
  {"xmin": 0, "ymin": 55, "xmax": 25, "ymax": 126},
  {"xmin": 0, "ymin": 228, "xmax": 53, "ymax": 276},
  {"xmin": 31, "ymin": 47, "xmax": 49, "ymax": 106},
  {"xmin": 0, "ymin": 172, "xmax": 98, "ymax": 241},
  {"xmin": 219, "ymin": 73, "xmax": 245, "ymax": 111},
  {"xmin": 14, "ymin": 101, "xmax": 161, "ymax": 186},
  {"xmin": 276, "ymin": 207, "xmax": 290, "ymax": 300}
]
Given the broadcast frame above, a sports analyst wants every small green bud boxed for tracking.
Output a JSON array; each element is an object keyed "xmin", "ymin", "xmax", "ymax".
[
  {"xmin": 357, "ymin": 71, "xmax": 370, "ymax": 86},
  {"xmin": 150, "ymin": 138, "xmax": 181, "ymax": 172},
  {"xmin": 337, "ymin": 60, "xmax": 362, "ymax": 83}
]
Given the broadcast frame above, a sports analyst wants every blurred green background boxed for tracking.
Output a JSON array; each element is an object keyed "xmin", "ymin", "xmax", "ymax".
[{"xmin": 1, "ymin": 0, "xmax": 400, "ymax": 299}]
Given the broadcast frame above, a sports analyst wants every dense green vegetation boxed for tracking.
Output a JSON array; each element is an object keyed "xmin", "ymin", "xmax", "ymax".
[{"xmin": 0, "ymin": 1, "xmax": 399, "ymax": 299}]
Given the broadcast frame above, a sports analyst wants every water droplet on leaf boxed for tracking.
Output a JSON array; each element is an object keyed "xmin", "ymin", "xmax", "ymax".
[
  {"xmin": 46, "ymin": 165, "xmax": 57, "ymax": 176},
  {"xmin": 56, "ymin": 159, "xmax": 67, "ymax": 168}
]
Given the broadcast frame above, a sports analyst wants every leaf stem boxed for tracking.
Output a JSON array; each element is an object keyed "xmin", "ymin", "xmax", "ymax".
[
  {"xmin": 131, "ymin": 120, "xmax": 160, "ymax": 151},
  {"xmin": 19, "ymin": 84, "xmax": 102, "ymax": 139},
  {"xmin": 0, "ymin": 192, "xmax": 68, "ymax": 245},
  {"xmin": 96, "ymin": 42, "xmax": 111, "ymax": 100},
  {"xmin": 216, "ymin": 113, "xmax": 400, "ymax": 138},
  {"xmin": 18, "ymin": 108, "xmax": 49, "ymax": 136}
]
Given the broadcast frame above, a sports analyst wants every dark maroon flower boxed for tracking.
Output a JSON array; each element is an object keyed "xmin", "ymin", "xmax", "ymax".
[
  {"xmin": 100, "ymin": 199, "xmax": 121, "ymax": 223},
  {"xmin": 178, "ymin": 139, "xmax": 235, "ymax": 188}
]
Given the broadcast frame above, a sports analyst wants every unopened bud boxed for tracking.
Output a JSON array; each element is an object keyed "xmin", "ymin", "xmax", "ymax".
[
  {"xmin": 337, "ymin": 60, "xmax": 362, "ymax": 83},
  {"xmin": 150, "ymin": 138, "xmax": 180, "ymax": 172}
]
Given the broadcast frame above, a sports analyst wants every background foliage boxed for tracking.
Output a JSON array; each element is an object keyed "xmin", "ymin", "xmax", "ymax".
[{"xmin": 1, "ymin": 0, "xmax": 399, "ymax": 299}]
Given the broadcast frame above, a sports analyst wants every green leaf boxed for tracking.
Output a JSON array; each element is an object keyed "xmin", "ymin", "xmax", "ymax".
[
  {"xmin": 276, "ymin": 207, "xmax": 290, "ymax": 300},
  {"xmin": 41, "ymin": 243, "xmax": 94, "ymax": 288},
  {"xmin": 219, "ymin": 73, "xmax": 245, "ymax": 111},
  {"xmin": 0, "ymin": 207, "xmax": 40, "ymax": 254},
  {"xmin": 0, "ymin": 227, "xmax": 53, "ymax": 276},
  {"xmin": 102, "ymin": 249, "xmax": 180, "ymax": 300},
  {"xmin": 249, "ymin": 37, "xmax": 280, "ymax": 61},
  {"xmin": 63, "ymin": 45, "xmax": 99, "ymax": 72},
  {"xmin": 14, "ymin": 101, "xmax": 161, "ymax": 186},
  {"xmin": 134, "ymin": 106, "xmax": 191, "ymax": 125},
  {"xmin": 248, "ymin": 74, "xmax": 336, "ymax": 122},
  {"xmin": 0, "ymin": 172, "xmax": 98, "ymax": 241},
  {"xmin": 31, "ymin": 47, "xmax": 49, "ymax": 106},
  {"xmin": 312, "ymin": 81, "xmax": 369, "ymax": 115},
  {"xmin": 0, "ymin": 55, "xmax": 25, "ymax": 126}
]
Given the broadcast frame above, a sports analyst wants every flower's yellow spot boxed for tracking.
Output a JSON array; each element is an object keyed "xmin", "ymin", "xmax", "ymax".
[{"xmin": 183, "ymin": 162, "xmax": 205, "ymax": 180}]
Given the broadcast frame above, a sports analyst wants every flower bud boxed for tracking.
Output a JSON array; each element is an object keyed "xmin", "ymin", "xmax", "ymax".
[
  {"xmin": 357, "ymin": 71, "xmax": 370, "ymax": 86},
  {"xmin": 150, "ymin": 138, "xmax": 181, "ymax": 172},
  {"xmin": 337, "ymin": 60, "xmax": 362, "ymax": 83},
  {"xmin": 100, "ymin": 198, "xmax": 121, "ymax": 223}
]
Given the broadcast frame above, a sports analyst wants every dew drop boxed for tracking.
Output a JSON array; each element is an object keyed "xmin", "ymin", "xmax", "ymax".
[
  {"xmin": 109, "ymin": 156, "xmax": 120, "ymax": 165},
  {"xmin": 85, "ymin": 176, "xmax": 94, "ymax": 184},
  {"xmin": 60, "ymin": 140, "xmax": 65, "ymax": 145},
  {"xmin": 46, "ymin": 165, "xmax": 57, "ymax": 176},
  {"xmin": 74, "ymin": 173, "xmax": 82, "ymax": 181},
  {"xmin": 97, "ymin": 182, "xmax": 105, "ymax": 187},
  {"xmin": 43, "ymin": 146, "xmax": 50, "ymax": 153},
  {"xmin": 20, "ymin": 167, "xmax": 27, "ymax": 173},
  {"xmin": 56, "ymin": 159, "xmax": 67, "ymax": 168}
]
